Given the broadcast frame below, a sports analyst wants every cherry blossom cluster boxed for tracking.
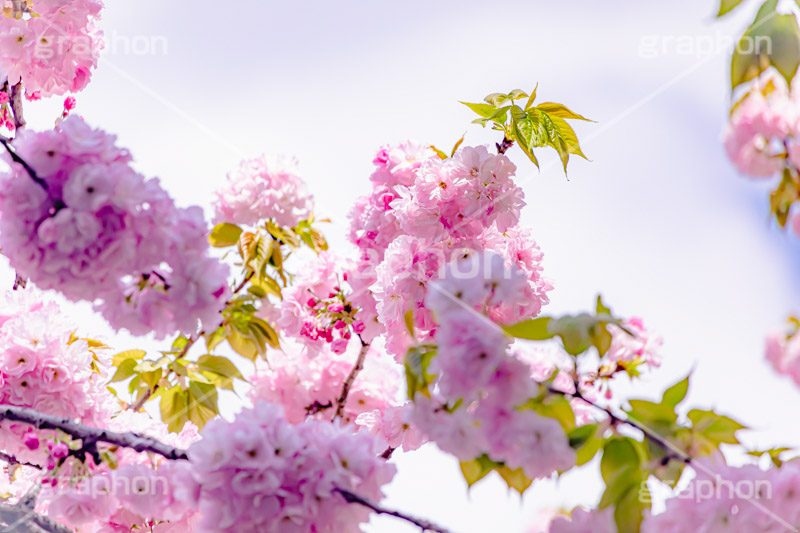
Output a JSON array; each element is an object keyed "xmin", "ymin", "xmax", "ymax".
[
  {"xmin": 348, "ymin": 141, "xmax": 550, "ymax": 357},
  {"xmin": 0, "ymin": 0, "xmax": 104, "ymax": 97},
  {"xmin": 0, "ymin": 117, "xmax": 229, "ymax": 338},
  {"xmin": 44, "ymin": 411, "xmax": 200, "ymax": 531},
  {"xmin": 276, "ymin": 251, "xmax": 365, "ymax": 354},
  {"xmin": 173, "ymin": 400, "xmax": 395, "ymax": 533},
  {"xmin": 641, "ymin": 459, "xmax": 800, "ymax": 532},
  {"xmin": 410, "ymin": 251, "xmax": 576, "ymax": 480},
  {"xmin": 212, "ymin": 154, "xmax": 313, "ymax": 228},
  {"xmin": 0, "ymin": 289, "xmax": 114, "ymax": 464},
  {"xmin": 765, "ymin": 318, "xmax": 800, "ymax": 387},
  {"xmin": 248, "ymin": 340, "xmax": 400, "ymax": 426},
  {"xmin": 0, "ymin": 91, "xmax": 13, "ymax": 130}
]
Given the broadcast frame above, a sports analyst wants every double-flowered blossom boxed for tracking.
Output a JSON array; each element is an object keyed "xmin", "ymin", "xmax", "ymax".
[
  {"xmin": 410, "ymin": 252, "xmax": 576, "ymax": 480},
  {"xmin": 547, "ymin": 507, "xmax": 616, "ymax": 533},
  {"xmin": 0, "ymin": 117, "xmax": 229, "ymax": 338},
  {"xmin": 641, "ymin": 459, "xmax": 800, "ymax": 532},
  {"xmin": 248, "ymin": 340, "xmax": 400, "ymax": 426},
  {"xmin": 765, "ymin": 321, "xmax": 800, "ymax": 387},
  {"xmin": 45, "ymin": 411, "xmax": 200, "ymax": 531},
  {"xmin": 724, "ymin": 70, "xmax": 798, "ymax": 178},
  {"xmin": 212, "ymin": 154, "xmax": 313, "ymax": 228},
  {"xmin": 276, "ymin": 251, "xmax": 366, "ymax": 354},
  {"xmin": 174, "ymin": 401, "xmax": 395, "ymax": 533},
  {"xmin": 348, "ymin": 141, "xmax": 550, "ymax": 357},
  {"xmin": 0, "ymin": 0, "xmax": 104, "ymax": 97},
  {"xmin": 0, "ymin": 289, "xmax": 114, "ymax": 464}
]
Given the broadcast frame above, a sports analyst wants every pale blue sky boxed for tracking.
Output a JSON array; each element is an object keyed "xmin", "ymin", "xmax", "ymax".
[{"xmin": 8, "ymin": 1, "xmax": 800, "ymax": 531}]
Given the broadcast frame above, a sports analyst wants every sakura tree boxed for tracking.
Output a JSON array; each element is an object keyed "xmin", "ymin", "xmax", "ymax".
[{"xmin": 0, "ymin": 1, "xmax": 797, "ymax": 533}]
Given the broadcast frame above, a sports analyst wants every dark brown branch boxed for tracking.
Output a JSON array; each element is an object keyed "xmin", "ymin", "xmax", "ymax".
[
  {"xmin": 496, "ymin": 135, "xmax": 514, "ymax": 154},
  {"xmin": 0, "ymin": 405, "xmax": 188, "ymax": 461},
  {"xmin": 552, "ymin": 385, "xmax": 691, "ymax": 464},
  {"xmin": 10, "ymin": 81, "xmax": 25, "ymax": 131},
  {"xmin": 0, "ymin": 451, "xmax": 39, "ymax": 469},
  {"xmin": 334, "ymin": 336, "xmax": 369, "ymax": 420},
  {"xmin": 0, "ymin": 136, "xmax": 47, "ymax": 190},
  {"xmin": 335, "ymin": 487, "xmax": 450, "ymax": 533}
]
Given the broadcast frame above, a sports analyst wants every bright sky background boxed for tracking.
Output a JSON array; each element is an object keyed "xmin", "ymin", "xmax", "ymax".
[{"xmin": 7, "ymin": 1, "xmax": 800, "ymax": 531}]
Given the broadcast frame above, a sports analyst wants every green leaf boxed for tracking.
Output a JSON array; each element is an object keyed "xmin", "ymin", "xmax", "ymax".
[
  {"xmin": 109, "ymin": 358, "xmax": 137, "ymax": 383},
  {"xmin": 429, "ymin": 145, "xmax": 448, "ymax": 159},
  {"xmin": 461, "ymin": 101, "xmax": 497, "ymax": 118},
  {"xmin": 265, "ymin": 221, "xmax": 301, "ymax": 248},
  {"xmin": 197, "ymin": 354, "xmax": 244, "ymax": 381},
  {"xmin": 228, "ymin": 329, "xmax": 258, "ymax": 360},
  {"xmin": 503, "ymin": 317, "xmax": 553, "ymax": 340},
  {"xmin": 405, "ymin": 345, "xmax": 436, "ymax": 399},
  {"xmin": 747, "ymin": 447, "xmax": 791, "ymax": 467},
  {"xmin": 160, "ymin": 386, "xmax": 190, "ymax": 433},
  {"xmin": 139, "ymin": 368, "xmax": 162, "ymax": 390},
  {"xmin": 732, "ymin": 8, "xmax": 800, "ymax": 90},
  {"xmin": 450, "ymin": 134, "xmax": 466, "ymax": 157},
  {"xmin": 615, "ymin": 483, "xmax": 648, "ymax": 533},
  {"xmin": 209, "ymin": 223, "xmax": 242, "ymax": 248},
  {"xmin": 688, "ymin": 409, "xmax": 746, "ymax": 446},
  {"xmin": 661, "ymin": 375, "xmax": 690, "ymax": 408},
  {"xmin": 599, "ymin": 437, "xmax": 643, "ymax": 509},
  {"xmin": 484, "ymin": 93, "xmax": 510, "ymax": 107},
  {"xmin": 536, "ymin": 102, "xmax": 593, "ymax": 121},
  {"xmin": 112, "ymin": 349, "xmax": 146, "ymax": 366},
  {"xmin": 627, "ymin": 399, "xmax": 678, "ymax": 425},
  {"xmin": 508, "ymin": 89, "xmax": 528, "ymax": 100},
  {"xmin": 717, "ymin": 0, "xmax": 746, "ymax": 16},
  {"xmin": 568, "ymin": 423, "xmax": 606, "ymax": 466},
  {"xmin": 527, "ymin": 394, "xmax": 576, "ymax": 432},
  {"xmin": 460, "ymin": 454, "xmax": 502, "ymax": 488},
  {"xmin": 596, "ymin": 295, "xmax": 612, "ymax": 316},
  {"xmin": 771, "ymin": 168, "xmax": 800, "ymax": 228},
  {"xmin": 250, "ymin": 316, "xmax": 280, "ymax": 350},
  {"xmin": 524, "ymin": 83, "xmax": 538, "ymax": 109},
  {"xmin": 496, "ymin": 466, "xmax": 532, "ymax": 494},
  {"xmin": 549, "ymin": 314, "xmax": 595, "ymax": 356}
]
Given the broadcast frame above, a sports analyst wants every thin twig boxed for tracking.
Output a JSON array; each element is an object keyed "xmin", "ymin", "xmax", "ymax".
[
  {"xmin": 0, "ymin": 405, "xmax": 188, "ymax": 461},
  {"xmin": 129, "ymin": 334, "xmax": 197, "ymax": 411},
  {"xmin": 0, "ymin": 451, "xmax": 39, "ymax": 469},
  {"xmin": 334, "ymin": 336, "xmax": 369, "ymax": 420},
  {"xmin": 0, "ymin": 137, "xmax": 47, "ymax": 190},
  {"xmin": 551, "ymin": 385, "xmax": 691, "ymax": 464},
  {"xmin": 496, "ymin": 135, "xmax": 514, "ymax": 154},
  {"xmin": 10, "ymin": 82, "xmax": 25, "ymax": 131},
  {"xmin": 335, "ymin": 487, "xmax": 450, "ymax": 533}
]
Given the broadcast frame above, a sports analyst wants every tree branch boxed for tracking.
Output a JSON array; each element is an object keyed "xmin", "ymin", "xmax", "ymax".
[
  {"xmin": 0, "ymin": 405, "xmax": 188, "ymax": 461},
  {"xmin": 496, "ymin": 135, "xmax": 514, "ymax": 154},
  {"xmin": 0, "ymin": 136, "xmax": 47, "ymax": 190},
  {"xmin": 335, "ymin": 487, "xmax": 450, "ymax": 533},
  {"xmin": 0, "ymin": 479, "xmax": 72, "ymax": 533},
  {"xmin": 551, "ymin": 385, "xmax": 692, "ymax": 464},
  {"xmin": 334, "ymin": 336, "xmax": 369, "ymax": 420},
  {"xmin": 10, "ymin": 81, "xmax": 25, "ymax": 131}
]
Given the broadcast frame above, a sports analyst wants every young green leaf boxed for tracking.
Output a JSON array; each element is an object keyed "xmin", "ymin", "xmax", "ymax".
[
  {"xmin": 661, "ymin": 375, "xmax": 690, "ymax": 407},
  {"xmin": 209, "ymin": 223, "xmax": 243, "ymax": 248}
]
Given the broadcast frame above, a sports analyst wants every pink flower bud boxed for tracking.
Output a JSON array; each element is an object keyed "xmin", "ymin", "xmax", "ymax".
[
  {"xmin": 52, "ymin": 442, "xmax": 69, "ymax": 459},
  {"xmin": 63, "ymin": 96, "xmax": 77, "ymax": 111},
  {"xmin": 0, "ymin": 93, "xmax": 8, "ymax": 106},
  {"xmin": 331, "ymin": 338, "xmax": 348, "ymax": 354},
  {"xmin": 334, "ymin": 320, "xmax": 346, "ymax": 330},
  {"xmin": 46, "ymin": 457, "xmax": 56, "ymax": 470},
  {"xmin": 306, "ymin": 298, "xmax": 317, "ymax": 308},
  {"xmin": 23, "ymin": 431, "xmax": 39, "ymax": 451},
  {"xmin": 327, "ymin": 303, "xmax": 344, "ymax": 313},
  {"xmin": 352, "ymin": 320, "xmax": 366, "ymax": 334}
]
